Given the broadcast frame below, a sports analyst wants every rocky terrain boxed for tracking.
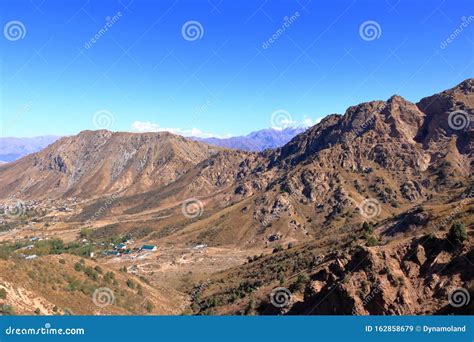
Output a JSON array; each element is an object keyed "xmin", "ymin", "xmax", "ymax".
[{"xmin": 0, "ymin": 79, "xmax": 472, "ymax": 315}]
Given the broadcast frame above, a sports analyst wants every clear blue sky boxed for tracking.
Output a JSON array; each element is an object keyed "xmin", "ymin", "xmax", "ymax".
[{"xmin": 0, "ymin": 0, "xmax": 472, "ymax": 137}]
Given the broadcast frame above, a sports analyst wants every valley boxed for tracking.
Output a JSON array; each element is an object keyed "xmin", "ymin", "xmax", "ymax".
[{"xmin": 0, "ymin": 79, "xmax": 472, "ymax": 316}]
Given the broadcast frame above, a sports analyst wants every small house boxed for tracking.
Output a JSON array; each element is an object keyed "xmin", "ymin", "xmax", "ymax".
[
  {"xmin": 115, "ymin": 243, "xmax": 127, "ymax": 250},
  {"xmin": 140, "ymin": 245, "xmax": 157, "ymax": 252},
  {"xmin": 104, "ymin": 250, "xmax": 120, "ymax": 256}
]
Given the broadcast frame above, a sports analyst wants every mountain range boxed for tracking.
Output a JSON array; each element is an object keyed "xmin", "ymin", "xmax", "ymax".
[
  {"xmin": 0, "ymin": 79, "xmax": 472, "ymax": 316},
  {"xmin": 0, "ymin": 136, "xmax": 59, "ymax": 163},
  {"xmin": 0, "ymin": 127, "xmax": 306, "ymax": 164},
  {"xmin": 193, "ymin": 127, "xmax": 306, "ymax": 151}
]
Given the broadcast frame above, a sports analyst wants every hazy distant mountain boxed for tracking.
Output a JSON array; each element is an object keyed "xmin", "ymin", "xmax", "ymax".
[
  {"xmin": 193, "ymin": 127, "xmax": 306, "ymax": 151},
  {"xmin": 0, "ymin": 136, "xmax": 59, "ymax": 163}
]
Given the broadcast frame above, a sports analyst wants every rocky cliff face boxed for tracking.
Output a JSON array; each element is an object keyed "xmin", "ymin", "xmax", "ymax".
[{"xmin": 286, "ymin": 235, "xmax": 473, "ymax": 315}]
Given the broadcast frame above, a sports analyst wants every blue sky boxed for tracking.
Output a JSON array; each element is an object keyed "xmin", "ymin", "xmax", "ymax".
[{"xmin": 0, "ymin": 0, "xmax": 473, "ymax": 137}]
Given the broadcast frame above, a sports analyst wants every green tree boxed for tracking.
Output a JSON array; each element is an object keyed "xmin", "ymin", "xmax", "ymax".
[
  {"xmin": 272, "ymin": 245, "xmax": 284, "ymax": 253},
  {"xmin": 365, "ymin": 235, "xmax": 379, "ymax": 247},
  {"xmin": 145, "ymin": 300, "xmax": 154, "ymax": 313},
  {"xmin": 80, "ymin": 228, "xmax": 91, "ymax": 239},
  {"xmin": 126, "ymin": 279, "xmax": 135, "ymax": 289},
  {"xmin": 362, "ymin": 221, "xmax": 374, "ymax": 234},
  {"xmin": 448, "ymin": 222, "xmax": 468, "ymax": 243},
  {"xmin": 0, "ymin": 304, "xmax": 14, "ymax": 315},
  {"xmin": 290, "ymin": 274, "xmax": 310, "ymax": 292}
]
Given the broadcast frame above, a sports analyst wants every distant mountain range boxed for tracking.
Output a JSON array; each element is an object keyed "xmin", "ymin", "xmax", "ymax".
[
  {"xmin": 0, "ymin": 128, "xmax": 306, "ymax": 163},
  {"xmin": 0, "ymin": 136, "xmax": 59, "ymax": 163},
  {"xmin": 193, "ymin": 127, "xmax": 306, "ymax": 151}
]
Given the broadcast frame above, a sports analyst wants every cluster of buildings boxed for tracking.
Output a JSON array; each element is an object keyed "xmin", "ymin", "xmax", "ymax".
[{"xmin": 103, "ymin": 241, "xmax": 157, "ymax": 257}]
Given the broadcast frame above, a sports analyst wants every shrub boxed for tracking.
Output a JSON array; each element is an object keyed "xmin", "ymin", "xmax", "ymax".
[
  {"xmin": 80, "ymin": 228, "xmax": 91, "ymax": 239},
  {"xmin": 365, "ymin": 235, "xmax": 379, "ymax": 247},
  {"xmin": 104, "ymin": 272, "xmax": 115, "ymax": 283},
  {"xmin": 290, "ymin": 274, "xmax": 310, "ymax": 292},
  {"xmin": 362, "ymin": 221, "xmax": 374, "ymax": 234},
  {"xmin": 278, "ymin": 273, "xmax": 286, "ymax": 286},
  {"xmin": 448, "ymin": 222, "xmax": 468, "ymax": 244},
  {"xmin": 272, "ymin": 245, "xmax": 284, "ymax": 253},
  {"xmin": 126, "ymin": 279, "xmax": 135, "ymax": 289},
  {"xmin": 0, "ymin": 288, "xmax": 6, "ymax": 299},
  {"xmin": 145, "ymin": 300, "xmax": 154, "ymax": 313},
  {"xmin": 74, "ymin": 262, "xmax": 84, "ymax": 272},
  {"xmin": 0, "ymin": 304, "xmax": 14, "ymax": 315},
  {"xmin": 84, "ymin": 267, "xmax": 99, "ymax": 281}
]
